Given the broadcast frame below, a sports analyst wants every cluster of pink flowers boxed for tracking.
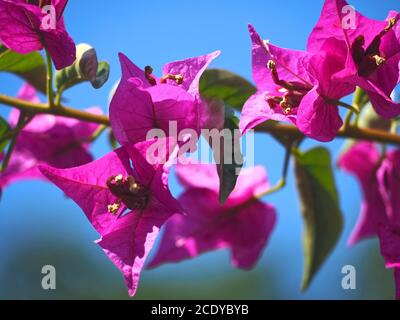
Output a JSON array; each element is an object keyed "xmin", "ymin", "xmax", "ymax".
[
  {"xmin": 241, "ymin": 2, "xmax": 400, "ymax": 141},
  {"xmin": 0, "ymin": 0, "xmax": 399, "ymax": 298}
]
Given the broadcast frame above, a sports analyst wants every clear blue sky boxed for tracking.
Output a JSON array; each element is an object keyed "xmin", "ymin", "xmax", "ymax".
[{"xmin": 0, "ymin": 0, "xmax": 399, "ymax": 299}]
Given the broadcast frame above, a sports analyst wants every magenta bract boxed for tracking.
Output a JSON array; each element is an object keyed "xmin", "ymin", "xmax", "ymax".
[
  {"xmin": 148, "ymin": 162, "xmax": 276, "ymax": 270},
  {"xmin": 339, "ymin": 142, "xmax": 400, "ymax": 299},
  {"xmin": 0, "ymin": 0, "xmax": 76, "ymax": 69},
  {"xmin": 39, "ymin": 139, "xmax": 184, "ymax": 296},
  {"xmin": 0, "ymin": 83, "xmax": 101, "ymax": 189},
  {"xmin": 308, "ymin": 0, "xmax": 400, "ymax": 118},
  {"xmin": 240, "ymin": 25, "xmax": 354, "ymax": 142},
  {"xmin": 110, "ymin": 51, "xmax": 220, "ymax": 147}
]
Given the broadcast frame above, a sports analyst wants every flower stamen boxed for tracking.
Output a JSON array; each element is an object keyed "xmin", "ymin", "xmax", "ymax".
[
  {"xmin": 266, "ymin": 60, "xmax": 311, "ymax": 92},
  {"xmin": 106, "ymin": 174, "xmax": 150, "ymax": 212},
  {"xmin": 160, "ymin": 74, "xmax": 184, "ymax": 85},
  {"xmin": 353, "ymin": 16, "xmax": 398, "ymax": 77},
  {"xmin": 280, "ymin": 98, "xmax": 293, "ymax": 115},
  {"xmin": 144, "ymin": 66, "xmax": 157, "ymax": 86},
  {"xmin": 372, "ymin": 54, "xmax": 386, "ymax": 66},
  {"xmin": 385, "ymin": 17, "xmax": 398, "ymax": 33},
  {"xmin": 108, "ymin": 202, "xmax": 121, "ymax": 215}
]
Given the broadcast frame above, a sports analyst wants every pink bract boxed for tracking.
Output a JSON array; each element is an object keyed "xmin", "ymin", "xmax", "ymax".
[
  {"xmin": 39, "ymin": 139, "xmax": 184, "ymax": 296},
  {"xmin": 240, "ymin": 25, "xmax": 354, "ymax": 142},
  {"xmin": 308, "ymin": 0, "xmax": 400, "ymax": 119},
  {"xmin": 0, "ymin": 0, "xmax": 76, "ymax": 70},
  {"xmin": 110, "ymin": 51, "xmax": 220, "ymax": 146},
  {"xmin": 148, "ymin": 161, "xmax": 276, "ymax": 270},
  {"xmin": 0, "ymin": 83, "xmax": 101, "ymax": 189},
  {"xmin": 339, "ymin": 142, "xmax": 400, "ymax": 299}
]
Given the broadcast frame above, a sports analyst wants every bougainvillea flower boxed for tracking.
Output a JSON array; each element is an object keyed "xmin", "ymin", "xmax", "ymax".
[
  {"xmin": 110, "ymin": 51, "xmax": 220, "ymax": 146},
  {"xmin": 148, "ymin": 161, "xmax": 276, "ymax": 270},
  {"xmin": 308, "ymin": 0, "xmax": 400, "ymax": 118},
  {"xmin": 339, "ymin": 142, "xmax": 400, "ymax": 299},
  {"xmin": 0, "ymin": 83, "xmax": 101, "ymax": 189},
  {"xmin": 240, "ymin": 25, "xmax": 354, "ymax": 142},
  {"xmin": 39, "ymin": 139, "xmax": 184, "ymax": 296},
  {"xmin": 376, "ymin": 150, "xmax": 400, "ymax": 300},
  {"xmin": 376, "ymin": 150, "xmax": 400, "ymax": 256},
  {"xmin": 338, "ymin": 142, "xmax": 386, "ymax": 245},
  {"xmin": 0, "ymin": 0, "xmax": 76, "ymax": 69}
]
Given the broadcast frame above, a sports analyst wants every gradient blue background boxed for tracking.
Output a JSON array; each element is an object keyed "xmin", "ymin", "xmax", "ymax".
[{"xmin": 0, "ymin": 0, "xmax": 399, "ymax": 299}]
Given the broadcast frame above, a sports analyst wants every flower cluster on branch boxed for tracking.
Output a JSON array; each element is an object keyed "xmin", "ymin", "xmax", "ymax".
[{"xmin": 0, "ymin": 0, "xmax": 399, "ymax": 299}]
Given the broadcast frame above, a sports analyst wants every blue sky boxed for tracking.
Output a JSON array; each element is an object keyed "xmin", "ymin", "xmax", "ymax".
[{"xmin": 0, "ymin": 0, "xmax": 399, "ymax": 299}]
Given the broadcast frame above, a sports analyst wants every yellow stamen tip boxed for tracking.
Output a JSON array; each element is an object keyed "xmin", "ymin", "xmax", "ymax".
[
  {"xmin": 175, "ymin": 74, "xmax": 184, "ymax": 84},
  {"xmin": 129, "ymin": 183, "xmax": 139, "ymax": 193},
  {"xmin": 267, "ymin": 60, "xmax": 276, "ymax": 70},
  {"xmin": 114, "ymin": 174, "xmax": 123, "ymax": 182},
  {"xmin": 108, "ymin": 203, "xmax": 120, "ymax": 214},
  {"xmin": 280, "ymin": 98, "xmax": 292, "ymax": 114},
  {"xmin": 373, "ymin": 54, "xmax": 386, "ymax": 66},
  {"xmin": 386, "ymin": 17, "xmax": 398, "ymax": 32}
]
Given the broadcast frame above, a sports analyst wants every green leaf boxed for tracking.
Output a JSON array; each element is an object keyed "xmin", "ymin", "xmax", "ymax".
[
  {"xmin": 55, "ymin": 44, "xmax": 110, "ymax": 92},
  {"xmin": 294, "ymin": 147, "xmax": 343, "ymax": 291},
  {"xmin": 217, "ymin": 111, "xmax": 243, "ymax": 203},
  {"xmin": 19, "ymin": 66, "xmax": 47, "ymax": 93},
  {"xmin": 200, "ymin": 69, "xmax": 249, "ymax": 202},
  {"xmin": 203, "ymin": 105, "xmax": 243, "ymax": 204},
  {"xmin": 200, "ymin": 69, "xmax": 256, "ymax": 111},
  {"xmin": 0, "ymin": 45, "xmax": 47, "ymax": 93},
  {"xmin": 0, "ymin": 49, "xmax": 43, "ymax": 72},
  {"xmin": 0, "ymin": 116, "xmax": 10, "ymax": 153}
]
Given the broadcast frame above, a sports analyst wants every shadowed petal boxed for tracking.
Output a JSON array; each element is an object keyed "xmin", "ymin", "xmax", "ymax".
[
  {"xmin": 378, "ymin": 224, "xmax": 400, "ymax": 269},
  {"xmin": 377, "ymin": 150, "xmax": 400, "ymax": 222},
  {"xmin": 148, "ymin": 188, "xmax": 276, "ymax": 270},
  {"xmin": 41, "ymin": 22, "xmax": 76, "ymax": 70},
  {"xmin": 338, "ymin": 142, "xmax": 387, "ymax": 245},
  {"xmin": 176, "ymin": 162, "xmax": 270, "ymax": 205},
  {"xmin": 1, "ymin": 86, "xmax": 101, "ymax": 189}
]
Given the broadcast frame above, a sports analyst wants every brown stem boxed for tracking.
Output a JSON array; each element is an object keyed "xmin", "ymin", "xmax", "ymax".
[
  {"xmin": 256, "ymin": 122, "xmax": 400, "ymax": 145},
  {"xmin": 0, "ymin": 94, "xmax": 110, "ymax": 126},
  {"xmin": 2, "ymin": 93, "xmax": 400, "ymax": 145}
]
